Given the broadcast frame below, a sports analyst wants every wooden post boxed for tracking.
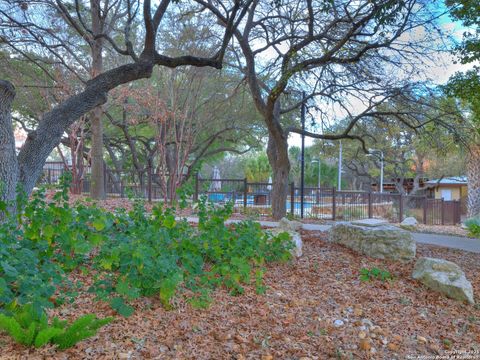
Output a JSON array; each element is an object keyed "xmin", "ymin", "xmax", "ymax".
[
  {"xmin": 332, "ymin": 187, "xmax": 336, "ymax": 221},
  {"xmin": 243, "ymin": 178, "xmax": 248, "ymax": 209},
  {"xmin": 290, "ymin": 182, "xmax": 295, "ymax": 215},
  {"xmin": 423, "ymin": 196, "xmax": 427, "ymax": 225},
  {"xmin": 368, "ymin": 192, "xmax": 373, "ymax": 218},
  {"xmin": 441, "ymin": 199, "xmax": 445, "ymax": 225},
  {"xmin": 399, "ymin": 194, "xmax": 403, "ymax": 223}
]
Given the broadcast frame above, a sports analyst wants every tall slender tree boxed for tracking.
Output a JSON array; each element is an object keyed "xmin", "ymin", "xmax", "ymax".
[
  {"xmin": 201, "ymin": 0, "xmax": 446, "ymax": 218},
  {"xmin": 445, "ymin": 0, "xmax": 480, "ymax": 217}
]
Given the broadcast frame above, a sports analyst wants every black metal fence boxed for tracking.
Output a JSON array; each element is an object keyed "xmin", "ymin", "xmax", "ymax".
[
  {"xmin": 194, "ymin": 177, "xmax": 461, "ymax": 225},
  {"xmin": 40, "ymin": 164, "xmax": 461, "ymax": 225}
]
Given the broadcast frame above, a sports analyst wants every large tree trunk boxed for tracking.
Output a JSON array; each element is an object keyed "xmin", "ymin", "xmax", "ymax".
[
  {"xmin": 90, "ymin": 106, "xmax": 105, "ymax": 199},
  {"xmin": 0, "ymin": 80, "xmax": 18, "ymax": 220},
  {"xmin": 17, "ymin": 62, "xmax": 154, "ymax": 196},
  {"xmin": 466, "ymin": 143, "xmax": 480, "ymax": 218},
  {"xmin": 266, "ymin": 103, "xmax": 290, "ymax": 220},
  {"xmin": 89, "ymin": 0, "xmax": 105, "ymax": 199}
]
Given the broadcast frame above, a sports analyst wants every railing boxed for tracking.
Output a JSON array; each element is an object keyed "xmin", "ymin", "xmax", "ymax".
[
  {"xmin": 39, "ymin": 165, "xmax": 462, "ymax": 226},
  {"xmin": 194, "ymin": 177, "xmax": 461, "ymax": 225}
]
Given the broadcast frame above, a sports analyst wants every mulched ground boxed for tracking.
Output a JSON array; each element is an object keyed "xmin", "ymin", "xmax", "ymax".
[{"xmin": 1, "ymin": 231, "xmax": 479, "ymax": 360}]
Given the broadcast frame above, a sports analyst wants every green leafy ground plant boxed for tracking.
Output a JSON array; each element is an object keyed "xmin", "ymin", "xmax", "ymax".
[
  {"xmin": 0, "ymin": 304, "xmax": 111, "ymax": 349},
  {"xmin": 359, "ymin": 267, "xmax": 393, "ymax": 282}
]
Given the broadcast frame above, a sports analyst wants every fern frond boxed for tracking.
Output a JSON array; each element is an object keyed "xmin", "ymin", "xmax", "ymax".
[
  {"xmin": 0, "ymin": 314, "xmax": 25, "ymax": 344},
  {"xmin": 34, "ymin": 327, "xmax": 64, "ymax": 348}
]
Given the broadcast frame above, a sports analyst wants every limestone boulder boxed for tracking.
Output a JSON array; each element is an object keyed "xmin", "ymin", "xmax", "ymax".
[
  {"xmin": 400, "ymin": 217, "xmax": 418, "ymax": 230},
  {"xmin": 329, "ymin": 221, "xmax": 416, "ymax": 261},
  {"xmin": 270, "ymin": 218, "xmax": 303, "ymax": 257},
  {"xmin": 278, "ymin": 217, "xmax": 303, "ymax": 232},
  {"xmin": 412, "ymin": 257, "xmax": 474, "ymax": 304}
]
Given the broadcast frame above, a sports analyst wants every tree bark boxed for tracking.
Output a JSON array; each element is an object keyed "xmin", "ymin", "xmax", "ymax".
[
  {"xmin": 89, "ymin": 0, "xmax": 105, "ymax": 199},
  {"xmin": 0, "ymin": 80, "xmax": 18, "ymax": 220},
  {"xmin": 466, "ymin": 143, "xmax": 480, "ymax": 218},
  {"xmin": 17, "ymin": 61, "xmax": 154, "ymax": 196},
  {"xmin": 266, "ymin": 103, "xmax": 290, "ymax": 219}
]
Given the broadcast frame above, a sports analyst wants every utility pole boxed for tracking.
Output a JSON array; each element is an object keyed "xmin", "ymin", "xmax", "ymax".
[
  {"xmin": 300, "ymin": 92, "xmax": 306, "ymax": 218},
  {"xmin": 369, "ymin": 149, "xmax": 384, "ymax": 193},
  {"xmin": 337, "ymin": 140, "xmax": 342, "ymax": 191}
]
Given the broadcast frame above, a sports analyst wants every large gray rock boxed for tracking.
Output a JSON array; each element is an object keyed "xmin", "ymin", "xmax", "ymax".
[
  {"xmin": 400, "ymin": 216, "xmax": 418, "ymax": 230},
  {"xmin": 352, "ymin": 218, "xmax": 388, "ymax": 227},
  {"xmin": 270, "ymin": 218, "xmax": 303, "ymax": 257},
  {"xmin": 401, "ymin": 217, "xmax": 418, "ymax": 226},
  {"xmin": 329, "ymin": 221, "xmax": 416, "ymax": 261},
  {"xmin": 412, "ymin": 257, "xmax": 474, "ymax": 304},
  {"xmin": 278, "ymin": 217, "xmax": 303, "ymax": 232}
]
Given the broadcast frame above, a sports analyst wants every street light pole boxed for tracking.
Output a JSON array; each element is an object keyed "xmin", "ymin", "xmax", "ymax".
[
  {"xmin": 300, "ymin": 92, "xmax": 306, "ymax": 218},
  {"xmin": 311, "ymin": 159, "xmax": 321, "ymax": 204},
  {"xmin": 337, "ymin": 140, "xmax": 342, "ymax": 191},
  {"xmin": 380, "ymin": 151, "xmax": 384, "ymax": 193},
  {"xmin": 311, "ymin": 159, "xmax": 321, "ymax": 189}
]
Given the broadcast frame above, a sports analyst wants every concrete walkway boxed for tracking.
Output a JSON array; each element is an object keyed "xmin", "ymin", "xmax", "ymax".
[{"xmin": 182, "ymin": 217, "xmax": 480, "ymax": 254}]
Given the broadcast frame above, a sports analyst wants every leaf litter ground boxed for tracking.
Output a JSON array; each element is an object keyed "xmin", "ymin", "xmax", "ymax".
[{"xmin": 1, "ymin": 231, "xmax": 479, "ymax": 359}]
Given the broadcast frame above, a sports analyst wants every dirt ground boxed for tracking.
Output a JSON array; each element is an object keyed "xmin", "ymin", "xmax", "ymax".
[{"xmin": 1, "ymin": 231, "xmax": 479, "ymax": 360}]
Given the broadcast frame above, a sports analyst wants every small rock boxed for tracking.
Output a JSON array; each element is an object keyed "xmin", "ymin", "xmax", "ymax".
[
  {"xmin": 370, "ymin": 347, "xmax": 377, "ymax": 354},
  {"xmin": 401, "ymin": 217, "xmax": 418, "ymax": 229},
  {"xmin": 361, "ymin": 319, "xmax": 374, "ymax": 328},
  {"xmin": 358, "ymin": 331, "xmax": 367, "ymax": 339},
  {"xmin": 417, "ymin": 336, "xmax": 428, "ymax": 344},
  {"xmin": 353, "ymin": 307, "xmax": 363, "ymax": 317},
  {"xmin": 261, "ymin": 355, "xmax": 273, "ymax": 360},
  {"xmin": 393, "ymin": 335, "xmax": 402, "ymax": 342},
  {"xmin": 381, "ymin": 338, "xmax": 388, "ymax": 345},
  {"xmin": 359, "ymin": 338, "xmax": 371, "ymax": 351},
  {"xmin": 333, "ymin": 319, "xmax": 345, "ymax": 327},
  {"xmin": 118, "ymin": 353, "xmax": 131, "ymax": 360}
]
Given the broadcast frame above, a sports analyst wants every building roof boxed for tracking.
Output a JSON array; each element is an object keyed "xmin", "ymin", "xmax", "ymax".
[{"xmin": 425, "ymin": 176, "xmax": 467, "ymax": 186}]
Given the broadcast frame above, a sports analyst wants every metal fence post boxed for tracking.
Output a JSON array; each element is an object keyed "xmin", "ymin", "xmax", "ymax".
[
  {"xmin": 290, "ymin": 182, "xmax": 295, "ymax": 215},
  {"xmin": 332, "ymin": 187, "xmax": 336, "ymax": 221},
  {"xmin": 147, "ymin": 163, "xmax": 152, "ymax": 203},
  {"xmin": 399, "ymin": 194, "xmax": 404, "ymax": 223},
  {"xmin": 423, "ymin": 196, "xmax": 427, "ymax": 225},
  {"xmin": 243, "ymin": 178, "xmax": 248, "ymax": 208},
  {"xmin": 368, "ymin": 192, "xmax": 373, "ymax": 218}
]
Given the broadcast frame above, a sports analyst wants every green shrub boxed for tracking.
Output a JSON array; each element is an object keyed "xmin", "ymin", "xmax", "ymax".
[
  {"xmin": 1, "ymin": 174, "xmax": 293, "ymax": 322},
  {"xmin": 359, "ymin": 267, "xmax": 393, "ymax": 282},
  {"xmin": 464, "ymin": 217, "xmax": 480, "ymax": 237},
  {"xmin": 91, "ymin": 198, "xmax": 293, "ymax": 314},
  {"xmin": 0, "ymin": 304, "xmax": 111, "ymax": 349}
]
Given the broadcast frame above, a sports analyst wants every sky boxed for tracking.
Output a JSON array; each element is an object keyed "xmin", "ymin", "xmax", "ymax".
[{"xmin": 288, "ymin": 6, "xmax": 478, "ymax": 149}]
